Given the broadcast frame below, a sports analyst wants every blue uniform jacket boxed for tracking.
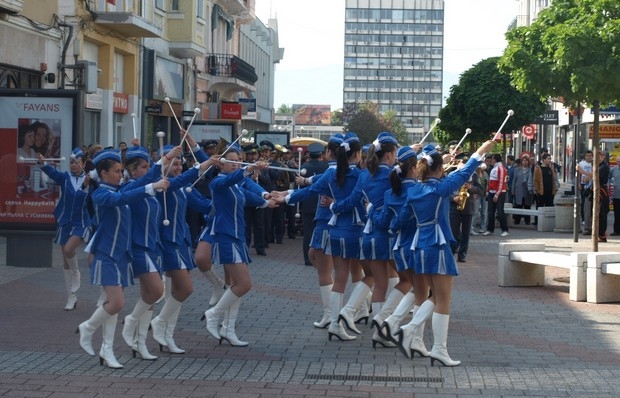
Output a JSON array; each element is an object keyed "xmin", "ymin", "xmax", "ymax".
[
  {"xmin": 405, "ymin": 154, "xmax": 483, "ymax": 249},
  {"xmin": 372, "ymin": 179, "xmax": 417, "ymax": 248},
  {"xmin": 209, "ymin": 168, "xmax": 268, "ymax": 240},
  {"xmin": 90, "ymin": 181, "xmax": 155, "ymax": 259},
  {"xmin": 40, "ymin": 164, "xmax": 91, "ymax": 229}
]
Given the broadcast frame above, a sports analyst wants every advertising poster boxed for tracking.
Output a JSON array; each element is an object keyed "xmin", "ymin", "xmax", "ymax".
[
  {"xmin": 292, "ymin": 104, "xmax": 332, "ymax": 126},
  {"xmin": 0, "ymin": 90, "xmax": 79, "ymax": 230}
]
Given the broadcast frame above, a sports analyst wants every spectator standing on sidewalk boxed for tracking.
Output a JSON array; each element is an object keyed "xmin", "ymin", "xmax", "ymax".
[
  {"xmin": 610, "ymin": 155, "xmax": 620, "ymax": 236},
  {"xmin": 578, "ymin": 150, "xmax": 594, "ymax": 234},
  {"xmin": 471, "ymin": 160, "xmax": 490, "ymax": 235},
  {"xmin": 511, "ymin": 156, "xmax": 534, "ymax": 225},
  {"xmin": 483, "ymin": 153, "xmax": 509, "ymax": 237},
  {"xmin": 533, "ymin": 153, "xmax": 557, "ymax": 227}
]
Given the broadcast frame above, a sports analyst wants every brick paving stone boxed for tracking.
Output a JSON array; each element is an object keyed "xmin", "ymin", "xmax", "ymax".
[{"xmin": 2, "ymin": 221, "xmax": 620, "ymax": 397}]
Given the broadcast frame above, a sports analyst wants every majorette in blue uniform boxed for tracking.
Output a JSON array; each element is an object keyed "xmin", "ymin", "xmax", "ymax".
[
  {"xmin": 204, "ymin": 143, "xmax": 270, "ymax": 347},
  {"xmin": 120, "ymin": 145, "xmax": 167, "ymax": 361},
  {"xmin": 38, "ymin": 147, "xmax": 92, "ymax": 310},
  {"xmin": 151, "ymin": 144, "xmax": 213, "ymax": 355},
  {"xmin": 78, "ymin": 149, "xmax": 166, "ymax": 370}
]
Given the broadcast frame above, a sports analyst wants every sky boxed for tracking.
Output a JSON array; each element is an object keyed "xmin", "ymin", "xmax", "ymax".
[{"xmin": 254, "ymin": 0, "xmax": 520, "ymax": 111}]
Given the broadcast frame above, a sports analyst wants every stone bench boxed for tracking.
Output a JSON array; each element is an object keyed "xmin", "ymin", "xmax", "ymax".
[
  {"xmin": 498, "ymin": 242, "xmax": 588, "ymax": 302},
  {"xmin": 504, "ymin": 205, "xmax": 555, "ymax": 232},
  {"xmin": 586, "ymin": 253, "xmax": 620, "ymax": 303}
]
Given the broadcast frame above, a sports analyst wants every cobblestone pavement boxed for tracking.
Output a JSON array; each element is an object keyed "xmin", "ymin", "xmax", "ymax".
[{"xmin": 1, "ymin": 222, "xmax": 620, "ymax": 397}]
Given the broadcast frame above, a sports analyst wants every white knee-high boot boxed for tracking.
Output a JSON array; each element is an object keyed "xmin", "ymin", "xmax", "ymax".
[
  {"xmin": 382, "ymin": 291, "xmax": 415, "ymax": 342},
  {"xmin": 77, "ymin": 305, "xmax": 111, "ymax": 356},
  {"xmin": 219, "ymin": 296, "xmax": 248, "ymax": 347},
  {"xmin": 99, "ymin": 313, "xmax": 123, "ymax": 369},
  {"xmin": 370, "ymin": 302, "xmax": 396, "ymax": 348},
  {"xmin": 387, "ymin": 276, "xmax": 399, "ymax": 294},
  {"xmin": 353, "ymin": 282, "xmax": 372, "ymax": 324},
  {"xmin": 151, "ymin": 296, "xmax": 183, "ymax": 353},
  {"xmin": 63, "ymin": 269, "xmax": 77, "ymax": 310},
  {"xmin": 372, "ymin": 289, "xmax": 404, "ymax": 333},
  {"xmin": 164, "ymin": 302, "xmax": 185, "ymax": 354},
  {"xmin": 122, "ymin": 298, "xmax": 150, "ymax": 347},
  {"xmin": 313, "ymin": 284, "xmax": 333, "ymax": 328},
  {"xmin": 132, "ymin": 309, "xmax": 157, "ymax": 360},
  {"xmin": 205, "ymin": 289, "xmax": 239, "ymax": 340},
  {"xmin": 66, "ymin": 254, "xmax": 81, "ymax": 293},
  {"xmin": 327, "ymin": 292, "xmax": 356, "ymax": 341},
  {"xmin": 398, "ymin": 299, "xmax": 434, "ymax": 359},
  {"xmin": 339, "ymin": 282, "xmax": 371, "ymax": 334},
  {"xmin": 202, "ymin": 269, "xmax": 225, "ymax": 306},
  {"xmin": 430, "ymin": 313, "xmax": 461, "ymax": 367}
]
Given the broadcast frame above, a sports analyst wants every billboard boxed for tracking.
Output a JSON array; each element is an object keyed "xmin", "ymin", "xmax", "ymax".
[
  {"xmin": 0, "ymin": 89, "xmax": 81, "ymax": 230},
  {"xmin": 292, "ymin": 104, "xmax": 331, "ymax": 126}
]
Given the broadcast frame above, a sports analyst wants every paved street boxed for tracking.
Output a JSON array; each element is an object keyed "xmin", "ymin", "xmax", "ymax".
[{"xmin": 1, "ymin": 221, "xmax": 620, "ymax": 397}]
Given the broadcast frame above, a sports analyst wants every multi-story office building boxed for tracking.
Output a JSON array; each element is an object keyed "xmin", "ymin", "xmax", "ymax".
[{"xmin": 343, "ymin": 0, "xmax": 444, "ymax": 142}]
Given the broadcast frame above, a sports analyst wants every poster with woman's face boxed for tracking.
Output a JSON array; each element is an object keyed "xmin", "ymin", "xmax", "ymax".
[{"xmin": 0, "ymin": 91, "xmax": 75, "ymax": 229}]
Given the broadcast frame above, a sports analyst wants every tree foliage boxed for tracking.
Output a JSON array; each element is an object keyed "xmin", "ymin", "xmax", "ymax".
[
  {"xmin": 344, "ymin": 102, "xmax": 407, "ymax": 144},
  {"xmin": 499, "ymin": 0, "xmax": 620, "ymax": 250},
  {"xmin": 437, "ymin": 57, "xmax": 547, "ymax": 146},
  {"xmin": 276, "ymin": 104, "xmax": 292, "ymax": 114}
]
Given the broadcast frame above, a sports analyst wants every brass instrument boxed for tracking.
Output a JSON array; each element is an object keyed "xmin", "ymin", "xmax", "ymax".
[
  {"xmin": 455, "ymin": 182, "xmax": 470, "ymax": 211},
  {"xmin": 214, "ymin": 137, "xmax": 230, "ymax": 155}
]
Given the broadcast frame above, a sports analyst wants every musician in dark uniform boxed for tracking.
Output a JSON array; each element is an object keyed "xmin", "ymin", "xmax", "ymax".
[
  {"xmin": 300, "ymin": 143, "xmax": 329, "ymax": 265},
  {"xmin": 283, "ymin": 145, "xmax": 299, "ymax": 239},
  {"xmin": 270, "ymin": 144, "xmax": 291, "ymax": 244},
  {"xmin": 258, "ymin": 140, "xmax": 276, "ymax": 245},
  {"xmin": 243, "ymin": 144, "xmax": 267, "ymax": 255},
  {"xmin": 448, "ymin": 152, "xmax": 481, "ymax": 263}
]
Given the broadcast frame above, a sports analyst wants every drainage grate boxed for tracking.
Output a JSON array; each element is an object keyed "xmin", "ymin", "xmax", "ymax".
[{"xmin": 306, "ymin": 374, "xmax": 444, "ymax": 383}]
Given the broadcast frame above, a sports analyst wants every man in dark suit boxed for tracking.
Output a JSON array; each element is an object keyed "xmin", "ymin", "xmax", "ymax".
[{"xmin": 300, "ymin": 143, "xmax": 329, "ymax": 265}]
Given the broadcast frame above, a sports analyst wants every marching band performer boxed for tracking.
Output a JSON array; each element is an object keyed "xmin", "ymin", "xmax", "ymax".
[
  {"xmin": 37, "ymin": 148, "xmax": 92, "ymax": 310},
  {"xmin": 371, "ymin": 145, "xmax": 430, "ymax": 346},
  {"xmin": 329, "ymin": 132, "xmax": 399, "ymax": 347},
  {"xmin": 120, "ymin": 144, "xmax": 180, "ymax": 361},
  {"xmin": 77, "ymin": 149, "xmax": 170, "ymax": 369},
  {"xmin": 150, "ymin": 143, "xmax": 218, "ymax": 354},
  {"xmin": 397, "ymin": 140, "xmax": 496, "ymax": 366},
  {"xmin": 204, "ymin": 143, "xmax": 276, "ymax": 346}
]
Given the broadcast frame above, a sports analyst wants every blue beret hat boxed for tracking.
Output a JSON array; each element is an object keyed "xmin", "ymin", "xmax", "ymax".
[
  {"xmin": 397, "ymin": 146, "xmax": 416, "ymax": 162},
  {"xmin": 125, "ymin": 146, "xmax": 149, "ymax": 162},
  {"xmin": 376, "ymin": 132, "xmax": 398, "ymax": 145},
  {"xmin": 71, "ymin": 147, "xmax": 84, "ymax": 159},
  {"xmin": 92, "ymin": 149, "xmax": 121, "ymax": 166}
]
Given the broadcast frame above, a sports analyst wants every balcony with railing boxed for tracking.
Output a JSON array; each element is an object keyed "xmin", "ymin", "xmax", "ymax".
[
  {"xmin": 0, "ymin": 0, "xmax": 22, "ymax": 14},
  {"xmin": 89, "ymin": 0, "xmax": 162, "ymax": 38},
  {"xmin": 206, "ymin": 54, "xmax": 258, "ymax": 86}
]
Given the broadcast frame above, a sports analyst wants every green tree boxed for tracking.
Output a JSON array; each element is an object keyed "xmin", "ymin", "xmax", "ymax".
[
  {"xmin": 499, "ymin": 0, "xmax": 620, "ymax": 250},
  {"xmin": 331, "ymin": 109, "xmax": 344, "ymax": 126},
  {"xmin": 437, "ymin": 57, "xmax": 547, "ymax": 147},
  {"xmin": 276, "ymin": 104, "xmax": 292, "ymax": 114},
  {"xmin": 344, "ymin": 102, "xmax": 407, "ymax": 144}
]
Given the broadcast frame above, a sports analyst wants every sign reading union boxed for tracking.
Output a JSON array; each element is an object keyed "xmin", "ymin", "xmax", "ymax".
[{"xmin": 589, "ymin": 124, "xmax": 620, "ymax": 139}]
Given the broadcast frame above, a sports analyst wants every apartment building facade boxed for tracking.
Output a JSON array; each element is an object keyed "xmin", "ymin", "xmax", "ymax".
[{"xmin": 343, "ymin": 0, "xmax": 444, "ymax": 142}]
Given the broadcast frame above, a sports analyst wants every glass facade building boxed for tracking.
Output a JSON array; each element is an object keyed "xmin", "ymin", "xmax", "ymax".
[{"xmin": 343, "ymin": 0, "xmax": 444, "ymax": 140}]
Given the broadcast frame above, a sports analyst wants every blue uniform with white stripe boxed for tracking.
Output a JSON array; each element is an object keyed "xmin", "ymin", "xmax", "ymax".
[
  {"xmin": 286, "ymin": 163, "xmax": 336, "ymax": 249},
  {"xmin": 39, "ymin": 164, "xmax": 92, "ymax": 245},
  {"xmin": 89, "ymin": 182, "xmax": 156, "ymax": 287},
  {"xmin": 209, "ymin": 168, "xmax": 268, "ymax": 264},
  {"xmin": 159, "ymin": 166, "xmax": 212, "ymax": 272},
  {"xmin": 373, "ymin": 179, "xmax": 417, "ymax": 271},
  {"xmin": 405, "ymin": 154, "xmax": 483, "ymax": 275},
  {"xmin": 330, "ymin": 164, "xmax": 394, "ymax": 260},
  {"xmin": 123, "ymin": 163, "xmax": 164, "ymax": 277}
]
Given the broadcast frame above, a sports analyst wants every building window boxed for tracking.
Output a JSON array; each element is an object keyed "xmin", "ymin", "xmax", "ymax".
[
  {"xmin": 171, "ymin": 0, "xmax": 179, "ymax": 11},
  {"xmin": 197, "ymin": 0, "xmax": 204, "ymax": 19},
  {"xmin": 155, "ymin": 0, "xmax": 164, "ymax": 11}
]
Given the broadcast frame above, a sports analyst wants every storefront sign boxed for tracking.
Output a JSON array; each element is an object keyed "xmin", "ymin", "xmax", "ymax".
[
  {"xmin": 112, "ymin": 92, "xmax": 129, "ymax": 113},
  {"xmin": 589, "ymin": 124, "xmax": 620, "ymax": 139},
  {"xmin": 220, "ymin": 103, "xmax": 242, "ymax": 120}
]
